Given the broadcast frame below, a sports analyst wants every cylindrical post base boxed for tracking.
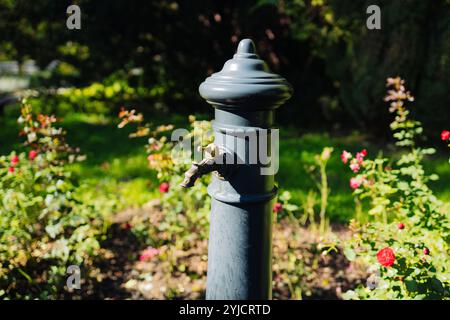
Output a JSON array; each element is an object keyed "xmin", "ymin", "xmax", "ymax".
[{"xmin": 205, "ymin": 193, "xmax": 274, "ymax": 300}]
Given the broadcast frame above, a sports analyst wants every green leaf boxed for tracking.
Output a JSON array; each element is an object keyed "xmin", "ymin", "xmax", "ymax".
[
  {"xmin": 430, "ymin": 278, "xmax": 444, "ymax": 294},
  {"xmin": 343, "ymin": 247, "xmax": 356, "ymax": 261},
  {"xmin": 341, "ymin": 290, "xmax": 358, "ymax": 300},
  {"xmin": 405, "ymin": 280, "xmax": 418, "ymax": 293}
]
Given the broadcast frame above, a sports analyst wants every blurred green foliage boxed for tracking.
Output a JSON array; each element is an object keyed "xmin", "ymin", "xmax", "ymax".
[{"xmin": 1, "ymin": 0, "xmax": 449, "ymax": 138}]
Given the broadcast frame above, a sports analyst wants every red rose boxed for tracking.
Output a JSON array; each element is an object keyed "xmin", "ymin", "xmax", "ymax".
[
  {"xmin": 159, "ymin": 182, "xmax": 169, "ymax": 193},
  {"xmin": 29, "ymin": 150, "xmax": 38, "ymax": 160},
  {"xmin": 360, "ymin": 149, "xmax": 368, "ymax": 157},
  {"xmin": 11, "ymin": 155, "xmax": 19, "ymax": 166},
  {"xmin": 377, "ymin": 247, "xmax": 395, "ymax": 267},
  {"xmin": 423, "ymin": 248, "xmax": 430, "ymax": 255},
  {"xmin": 397, "ymin": 223, "xmax": 405, "ymax": 230},
  {"xmin": 8, "ymin": 167, "xmax": 15, "ymax": 173},
  {"xmin": 273, "ymin": 202, "xmax": 283, "ymax": 213},
  {"xmin": 441, "ymin": 130, "xmax": 450, "ymax": 141}
]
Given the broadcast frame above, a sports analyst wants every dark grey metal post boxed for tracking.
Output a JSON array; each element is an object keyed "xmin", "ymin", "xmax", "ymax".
[{"xmin": 181, "ymin": 39, "xmax": 292, "ymax": 300}]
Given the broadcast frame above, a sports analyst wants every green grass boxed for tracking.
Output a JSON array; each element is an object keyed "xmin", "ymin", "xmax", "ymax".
[
  {"xmin": 279, "ymin": 127, "xmax": 450, "ymax": 222},
  {"xmin": 62, "ymin": 113, "xmax": 160, "ymax": 212},
  {"xmin": 1, "ymin": 107, "xmax": 449, "ymax": 223},
  {"xmin": 279, "ymin": 130, "xmax": 361, "ymax": 222}
]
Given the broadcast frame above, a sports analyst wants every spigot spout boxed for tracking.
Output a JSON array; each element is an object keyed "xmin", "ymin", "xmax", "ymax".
[
  {"xmin": 180, "ymin": 156, "xmax": 223, "ymax": 188},
  {"xmin": 180, "ymin": 143, "xmax": 231, "ymax": 188}
]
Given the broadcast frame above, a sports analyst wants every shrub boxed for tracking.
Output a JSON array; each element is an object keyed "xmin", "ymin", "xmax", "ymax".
[
  {"xmin": 0, "ymin": 103, "xmax": 105, "ymax": 299},
  {"xmin": 341, "ymin": 78, "xmax": 449, "ymax": 299},
  {"xmin": 118, "ymin": 110, "xmax": 212, "ymax": 245}
]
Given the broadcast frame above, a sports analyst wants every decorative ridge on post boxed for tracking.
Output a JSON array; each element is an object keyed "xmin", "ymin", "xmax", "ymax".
[{"xmin": 199, "ymin": 38, "xmax": 292, "ymax": 110}]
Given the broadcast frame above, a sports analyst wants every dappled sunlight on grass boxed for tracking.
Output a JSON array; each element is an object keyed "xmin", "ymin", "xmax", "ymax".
[
  {"xmin": 427, "ymin": 158, "xmax": 450, "ymax": 202},
  {"xmin": 61, "ymin": 114, "xmax": 160, "ymax": 211},
  {"xmin": 1, "ymin": 111, "xmax": 448, "ymax": 223},
  {"xmin": 278, "ymin": 130, "xmax": 450, "ymax": 222},
  {"xmin": 278, "ymin": 131, "xmax": 369, "ymax": 222},
  {"xmin": 76, "ymin": 177, "xmax": 159, "ymax": 214}
]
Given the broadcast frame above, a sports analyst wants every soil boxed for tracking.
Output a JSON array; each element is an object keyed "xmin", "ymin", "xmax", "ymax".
[{"xmin": 79, "ymin": 204, "xmax": 367, "ymax": 300}]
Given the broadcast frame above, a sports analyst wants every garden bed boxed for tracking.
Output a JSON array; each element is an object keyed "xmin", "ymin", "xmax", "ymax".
[{"xmin": 78, "ymin": 202, "xmax": 366, "ymax": 300}]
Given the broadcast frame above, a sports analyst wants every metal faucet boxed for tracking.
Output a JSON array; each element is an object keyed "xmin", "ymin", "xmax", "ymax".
[{"xmin": 180, "ymin": 144, "xmax": 227, "ymax": 188}]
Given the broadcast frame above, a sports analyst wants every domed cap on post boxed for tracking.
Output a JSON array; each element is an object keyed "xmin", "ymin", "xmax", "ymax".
[{"xmin": 199, "ymin": 39, "xmax": 293, "ymax": 110}]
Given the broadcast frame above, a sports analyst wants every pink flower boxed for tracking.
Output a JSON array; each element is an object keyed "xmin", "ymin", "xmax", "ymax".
[
  {"xmin": 11, "ymin": 155, "xmax": 19, "ymax": 166},
  {"xmin": 139, "ymin": 247, "xmax": 160, "ymax": 262},
  {"xmin": 350, "ymin": 175, "xmax": 368, "ymax": 189},
  {"xmin": 349, "ymin": 177, "xmax": 361, "ymax": 189},
  {"xmin": 341, "ymin": 151, "xmax": 352, "ymax": 164},
  {"xmin": 349, "ymin": 161, "xmax": 360, "ymax": 173},
  {"xmin": 441, "ymin": 130, "xmax": 450, "ymax": 141},
  {"xmin": 273, "ymin": 202, "xmax": 283, "ymax": 213},
  {"xmin": 397, "ymin": 223, "xmax": 405, "ymax": 230},
  {"xmin": 28, "ymin": 150, "xmax": 38, "ymax": 160},
  {"xmin": 355, "ymin": 151, "xmax": 366, "ymax": 164},
  {"xmin": 8, "ymin": 167, "xmax": 15, "ymax": 173},
  {"xmin": 320, "ymin": 147, "xmax": 332, "ymax": 161},
  {"xmin": 423, "ymin": 248, "xmax": 430, "ymax": 255},
  {"xmin": 159, "ymin": 182, "xmax": 169, "ymax": 193}
]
